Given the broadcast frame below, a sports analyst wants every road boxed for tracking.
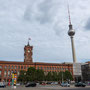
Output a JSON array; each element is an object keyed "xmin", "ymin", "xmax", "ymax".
[{"xmin": 0, "ymin": 85, "xmax": 90, "ymax": 90}]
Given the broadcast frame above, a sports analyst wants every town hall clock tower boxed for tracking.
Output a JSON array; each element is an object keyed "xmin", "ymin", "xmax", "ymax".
[{"xmin": 24, "ymin": 41, "xmax": 33, "ymax": 63}]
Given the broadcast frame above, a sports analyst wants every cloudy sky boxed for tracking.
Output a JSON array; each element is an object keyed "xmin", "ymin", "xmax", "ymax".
[{"xmin": 0, "ymin": 0, "xmax": 90, "ymax": 63}]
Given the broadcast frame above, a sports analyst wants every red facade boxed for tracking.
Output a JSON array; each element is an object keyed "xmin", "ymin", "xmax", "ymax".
[{"xmin": 0, "ymin": 43, "xmax": 73, "ymax": 81}]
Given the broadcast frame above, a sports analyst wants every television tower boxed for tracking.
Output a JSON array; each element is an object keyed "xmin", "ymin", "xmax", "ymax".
[{"xmin": 68, "ymin": 4, "xmax": 77, "ymax": 63}]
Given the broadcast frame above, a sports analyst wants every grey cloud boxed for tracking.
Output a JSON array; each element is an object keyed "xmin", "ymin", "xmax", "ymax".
[
  {"xmin": 85, "ymin": 18, "xmax": 90, "ymax": 30},
  {"xmin": 23, "ymin": 0, "xmax": 55, "ymax": 24},
  {"xmin": 23, "ymin": 5, "xmax": 34, "ymax": 21},
  {"xmin": 36, "ymin": 0, "xmax": 53, "ymax": 24}
]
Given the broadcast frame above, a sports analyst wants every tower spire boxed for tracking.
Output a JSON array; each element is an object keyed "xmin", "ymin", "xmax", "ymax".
[
  {"xmin": 27, "ymin": 38, "xmax": 31, "ymax": 46},
  {"xmin": 28, "ymin": 41, "xmax": 29, "ymax": 46},
  {"xmin": 67, "ymin": 1, "xmax": 71, "ymax": 25}
]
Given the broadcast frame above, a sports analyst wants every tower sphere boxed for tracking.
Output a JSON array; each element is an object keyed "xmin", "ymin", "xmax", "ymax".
[
  {"xmin": 68, "ymin": 29, "xmax": 75, "ymax": 36},
  {"xmin": 68, "ymin": 24, "xmax": 75, "ymax": 36}
]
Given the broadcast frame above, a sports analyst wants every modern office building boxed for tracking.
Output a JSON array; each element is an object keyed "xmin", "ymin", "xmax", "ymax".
[
  {"xmin": 73, "ymin": 63, "xmax": 85, "ymax": 82},
  {"xmin": 81, "ymin": 62, "xmax": 90, "ymax": 81}
]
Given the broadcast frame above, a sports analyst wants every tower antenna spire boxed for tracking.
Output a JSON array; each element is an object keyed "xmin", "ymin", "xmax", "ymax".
[
  {"xmin": 67, "ymin": 1, "xmax": 71, "ymax": 25},
  {"xmin": 27, "ymin": 38, "xmax": 31, "ymax": 46}
]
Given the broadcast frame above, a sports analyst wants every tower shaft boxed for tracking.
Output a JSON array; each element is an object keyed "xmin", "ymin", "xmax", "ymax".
[
  {"xmin": 71, "ymin": 37, "xmax": 77, "ymax": 63},
  {"xmin": 67, "ymin": 3, "xmax": 77, "ymax": 63}
]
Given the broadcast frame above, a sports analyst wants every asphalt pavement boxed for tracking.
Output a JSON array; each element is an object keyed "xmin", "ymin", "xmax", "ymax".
[{"xmin": 0, "ymin": 85, "xmax": 90, "ymax": 90}]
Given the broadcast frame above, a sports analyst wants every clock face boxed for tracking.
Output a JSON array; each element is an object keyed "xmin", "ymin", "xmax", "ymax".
[{"xmin": 28, "ymin": 50, "xmax": 30, "ymax": 53}]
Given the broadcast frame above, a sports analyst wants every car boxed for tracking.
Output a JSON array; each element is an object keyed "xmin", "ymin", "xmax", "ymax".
[
  {"xmin": 25, "ymin": 82, "xmax": 36, "ymax": 87},
  {"xmin": 0, "ymin": 82, "xmax": 6, "ymax": 88},
  {"xmin": 61, "ymin": 82, "xmax": 70, "ymax": 87},
  {"xmin": 51, "ymin": 82, "xmax": 58, "ymax": 85},
  {"xmin": 16, "ymin": 83, "xmax": 20, "ymax": 86},
  {"xmin": 41, "ymin": 82, "xmax": 46, "ymax": 85},
  {"xmin": 46, "ymin": 82, "xmax": 52, "ymax": 84},
  {"xmin": 75, "ymin": 82, "xmax": 86, "ymax": 87}
]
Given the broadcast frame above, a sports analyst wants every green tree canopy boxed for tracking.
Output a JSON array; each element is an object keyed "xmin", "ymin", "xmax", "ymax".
[
  {"xmin": 26, "ymin": 67, "xmax": 36, "ymax": 81},
  {"xmin": 17, "ymin": 70, "xmax": 26, "ymax": 82},
  {"xmin": 17, "ymin": 67, "xmax": 73, "ymax": 83},
  {"xmin": 46, "ymin": 72, "xmax": 52, "ymax": 81},
  {"xmin": 58, "ymin": 71, "xmax": 65, "ymax": 82},
  {"xmin": 36, "ymin": 69, "xmax": 45, "ymax": 81},
  {"xmin": 64, "ymin": 70, "xmax": 73, "ymax": 81},
  {"xmin": 52, "ymin": 72, "xmax": 58, "ymax": 81}
]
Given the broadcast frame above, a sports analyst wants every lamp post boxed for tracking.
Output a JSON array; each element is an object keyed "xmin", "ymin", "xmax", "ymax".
[
  {"xmin": 24, "ymin": 72, "xmax": 26, "ymax": 83},
  {"xmin": 62, "ymin": 65, "xmax": 63, "ymax": 83}
]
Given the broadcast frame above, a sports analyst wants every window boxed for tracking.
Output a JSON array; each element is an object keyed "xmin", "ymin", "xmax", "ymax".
[
  {"xmin": 15, "ymin": 70, "xmax": 17, "ymax": 73},
  {"xmin": 47, "ymin": 67, "xmax": 48, "ymax": 70},
  {"xmin": 0, "ymin": 71, "xmax": 1, "ymax": 77},
  {"xmin": 4, "ymin": 66, "xmax": 7, "ymax": 69},
  {"xmin": 52, "ymin": 67, "xmax": 54, "ymax": 70},
  {"xmin": 15, "ymin": 66, "xmax": 17, "ymax": 69},
  {"xmin": 0, "ymin": 71, "xmax": 1, "ymax": 75},
  {"xmin": 11, "ymin": 66, "xmax": 13, "ymax": 69},
  {"xmin": 44, "ymin": 67, "xmax": 46, "ymax": 70},
  {"xmin": 24, "ymin": 49, "xmax": 26, "ymax": 53},
  {"xmin": 8, "ymin": 71, "xmax": 10, "ymax": 75},
  {"xmin": 48, "ymin": 67, "xmax": 50, "ymax": 70},
  {"xmin": 70, "ymin": 68, "xmax": 72, "ymax": 70},
  {"xmin": 24, "ymin": 66, "xmax": 26, "ymax": 69},
  {"xmin": 21, "ymin": 66, "xmax": 23, "ymax": 69},
  {"xmin": 0, "ymin": 65, "xmax": 2, "ymax": 69},
  {"xmin": 11, "ymin": 70, "xmax": 14, "ymax": 73},
  {"xmin": 8, "ymin": 66, "xmax": 10, "ymax": 69},
  {"xmin": 4, "ymin": 71, "xmax": 7, "ymax": 77},
  {"xmin": 50, "ymin": 67, "xmax": 51, "ymax": 70},
  {"xmin": 17, "ymin": 71, "xmax": 20, "ymax": 76},
  {"xmin": 55, "ymin": 67, "xmax": 56, "ymax": 70},
  {"xmin": 18, "ymin": 66, "xmax": 20, "ymax": 69},
  {"xmin": 54, "ymin": 67, "xmax": 55, "ymax": 70}
]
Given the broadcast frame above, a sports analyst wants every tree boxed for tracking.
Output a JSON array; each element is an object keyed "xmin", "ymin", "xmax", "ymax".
[
  {"xmin": 46, "ymin": 72, "xmax": 52, "ymax": 81},
  {"xmin": 58, "ymin": 71, "xmax": 66, "ymax": 82},
  {"xmin": 17, "ymin": 70, "xmax": 26, "ymax": 83},
  {"xmin": 52, "ymin": 72, "xmax": 58, "ymax": 81},
  {"xmin": 36, "ymin": 69, "xmax": 45, "ymax": 81},
  {"xmin": 18, "ymin": 67, "xmax": 45, "ymax": 82},
  {"xmin": 26, "ymin": 67, "xmax": 36, "ymax": 81},
  {"xmin": 58, "ymin": 72, "xmax": 63, "ymax": 81},
  {"xmin": 64, "ymin": 70, "xmax": 73, "ymax": 81}
]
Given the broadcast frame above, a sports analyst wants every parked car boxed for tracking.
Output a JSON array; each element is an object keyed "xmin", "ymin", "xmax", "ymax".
[
  {"xmin": 25, "ymin": 82, "xmax": 36, "ymax": 87},
  {"xmin": 41, "ymin": 82, "xmax": 46, "ymax": 85},
  {"xmin": 75, "ymin": 82, "xmax": 86, "ymax": 87},
  {"xmin": 86, "ymin": 81, "xmax": 90, "ymax": 86},
  {"xmin": 16, "ymin": 83, "xmax": 20, "ymax": 86},
  {"xmin": 61, "ymin": 82, "xmax": 70, "ymax": 87},
  {"xmin": 0, "ymin": 82, "xmax": 6, "ymax": 88},
  {"xmin": 46, "ymin": 82, "xmax": 52, "ymax": 84}
]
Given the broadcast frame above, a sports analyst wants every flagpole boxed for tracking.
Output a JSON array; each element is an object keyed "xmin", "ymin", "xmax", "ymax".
[{"xmin": 28, "ymin": 38, "xmax": 31, "ymax": 46}]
